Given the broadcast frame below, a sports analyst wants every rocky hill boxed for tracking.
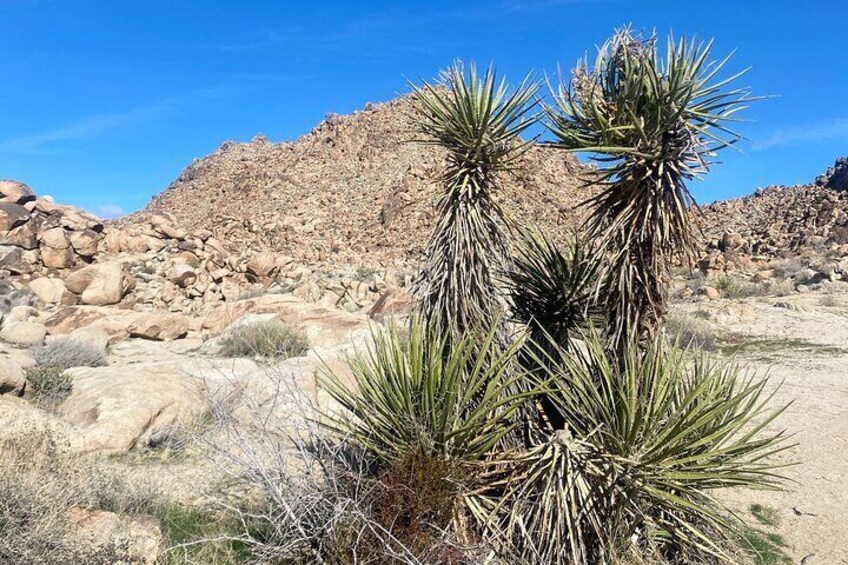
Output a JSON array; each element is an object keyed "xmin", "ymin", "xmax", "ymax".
[
  {"xmin": 698, "ymin": 158, "xmax": 848, "ymax": 261},
  {"xmin": 134, "ymin": 95, "xmax": 589, "ymax": 265}
]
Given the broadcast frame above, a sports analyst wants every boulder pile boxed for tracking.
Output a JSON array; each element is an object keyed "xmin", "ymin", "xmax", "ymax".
[{"xmin": 1, "ymin": 181, "xmax": 413, "ymax": 323}]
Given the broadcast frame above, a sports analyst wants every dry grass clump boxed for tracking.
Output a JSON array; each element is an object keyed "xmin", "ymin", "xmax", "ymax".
[
  {"xmin": 0, "ymin": 433, "xmax": 126, "ymax": 564},
  {"xmin": 218, "ymin": 319, "xmax": 310, "ymax": 360},
  {"xmin": 32, "ymin": 337, "xmax": 107, "ymax": 370}
]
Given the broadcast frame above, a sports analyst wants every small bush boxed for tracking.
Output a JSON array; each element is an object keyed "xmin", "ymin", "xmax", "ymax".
[
  {"xmin": 32, "ymin": 337, "xmax": 107, "ymax": 370},
  {"xmin": 24, "ymin": 366, "xmax": 73, "ymax": 401},
  {"xmin": 218, "ymin": 319, "xmax": 309, "ymax": 360}
]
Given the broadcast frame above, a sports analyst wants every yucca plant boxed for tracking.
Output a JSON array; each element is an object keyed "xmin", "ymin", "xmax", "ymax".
[
  {"xmin": 410, "ymin": 62, "xmax": 540, "ymax": 337},
  {"xmin": 507, "ymin": 228, "xmax": 606, "ymax": 352},
  {"xmin": 546, "ymin": 29, "xmax": 756, "ymax": 343},
  {"xmin": 473, "ymin": 334, "xmax": 792, "ymax": 564},
  {"xmin": 320, "ymin": 317, "xmax": 534, "ymax": 465}
]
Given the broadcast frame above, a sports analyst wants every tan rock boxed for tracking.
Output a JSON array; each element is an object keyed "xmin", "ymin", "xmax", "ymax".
[
  {"xmin": 68, "ymin": 228, "xmax": 100, "ymax": 257},
  {"xmin": 67, "ymin": 326, "xmax": 110, "ymax": 354},
  {"xmin": 3, "ymin": 219, "xmax": 39, "ymax": 249},
  {"xmin": 127, "ymin": 312, "xmax": 190, "ymax": 341},
  {"xmin": 64, "ymin": 262, "xmax": 129, "ymax": 306},
  {"xmin": 246, "ymin": 251, "xmax": 278, "ymax": 278},
  {"xmin": 28, "ymin": 277, "xmax": 68, "ymax": 304},
  {"xmin": 45, "ymin": 306, "xmax": 106, "ymax": 334},
  {"xmin": 0, "ymin": 395, "xmax": 76, "ymax": 453},
  {"xmin": 40, "ymin": 245, "xmax": 76, "ymax": 269},
  {"xmin": 0, "ymin": 358, "xmax": 25, "ymax": 395},
  {"xmin": 367, "ymin": 287, "xmax": 413, "ymax": 320},
  {"xmin": 0, "ymin": 202, "xmax": 30, "ymax": 231},
  {"xmin": 61, "ymin": 359, "xmax": 257, "ymax": 452},
  {"xmin": 0, "ymin": 320, "xmax": 47, "ymax": 345},
  {"xmin": 167, "ymin": 263, "xmax": 197, "ymax": 287},
  {"xmin": 67, "ymin": 508, "xmax": 162, "ymax": 565},
  {"xmin": 0, "ymin": 245, "xmax": 33, "ymax": 274},
  {"xmin": 753, "ymin": 269, "xmax": 776, "ymax": 282},
  {"xmin": 100, "ymin": 230, "xmax": 128, "ymax": 253},
  {"xmin": 699, "ymin": 286, "xmax": 721, "ymax": 300},
  {"xmin": 39, "ymin": 226, "xmax": 71, "ymax": 248},
  {"xmin": 0, "ymin": 180, "xmax": 36, "ymax": 204}
]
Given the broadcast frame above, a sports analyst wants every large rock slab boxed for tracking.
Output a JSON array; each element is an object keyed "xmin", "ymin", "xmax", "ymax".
[
  {"xmin": 0, "ymin": 319, "xmax": 47, "ymax": 345},
  {"xmin": 203, "ymin": 293, "xmax": 371, "ymax": 351},
  {"xmin": 62, "ymin": 359, "xmax": 259, "ymax": 452},
  {"xmin": 29, "ymin": 277, "xmax": 69, "ymax": 304},
  {"xmin": 0, "ymin": 395, "xmax": 78, "ymax": 452},
  {"xmin": 127, "ymin": 312, "xmax": 190, "ymax": 341}
]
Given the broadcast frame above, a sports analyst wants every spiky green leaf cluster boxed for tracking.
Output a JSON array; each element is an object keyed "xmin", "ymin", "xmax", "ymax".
[
  {"xmin": 410, "ymin": 62, "xmax": 540, "ymax": 336},
  {"xmin": 320, "ymin": 317, "xmax": 533, "ymax": 464},
  {"xmin": 547, "ymin": 29, "xmax": 755, "ymax": 342},
  {"xmin": 507, "ymin": 228, "xmax": 606, "ymax": 351},
  {"xmin": 475, "ymin": 334, "xmax": 792, "ymax": 564}
]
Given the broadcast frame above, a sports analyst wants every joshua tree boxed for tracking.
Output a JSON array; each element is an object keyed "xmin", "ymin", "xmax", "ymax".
[
  {"xmin": 547, "ymin": 30, "xmax": 754, "ymax": 343},
  {"xmin": 410, "ymin": 62, "xmax": 539, "ymax": 337}
]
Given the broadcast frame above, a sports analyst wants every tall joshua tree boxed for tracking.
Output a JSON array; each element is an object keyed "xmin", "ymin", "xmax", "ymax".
[
  {"xmin": 547, "ymin": 30, "xmax": 755, "ymax": 344},
  {"xmin": 410, "ymin": 63, "xmax": 539, "ymax": 337}
]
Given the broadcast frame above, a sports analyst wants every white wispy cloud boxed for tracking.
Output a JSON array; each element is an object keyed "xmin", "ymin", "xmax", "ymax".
[
  {"xmin": 0, "ymin": 86, "xmax": 238, "ymax": 154},
  {"xmin": 93, "ymin": 204, "xmax": 125, "ymax": 219},
  {"xmin": 754, "ymin": 117, "xmax": 848, "ymax": 150},
  {"xmin": 217, "ymin": 0, "xmax": 596, "ymax": 53}
]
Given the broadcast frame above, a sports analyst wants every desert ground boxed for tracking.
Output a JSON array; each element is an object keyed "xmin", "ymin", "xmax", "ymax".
[{"xmin": 671, "ymin": 286, "xmax": 848, "ymax": 564}]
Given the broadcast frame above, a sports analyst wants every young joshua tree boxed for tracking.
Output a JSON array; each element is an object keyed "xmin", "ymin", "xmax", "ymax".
[
  {"xmin": 410, "ymin": 62, "xmax": 539, "ymax": 337},
  {"xmin": 547, "ymin": 30, "xmax": 755, "ymax": 344}
]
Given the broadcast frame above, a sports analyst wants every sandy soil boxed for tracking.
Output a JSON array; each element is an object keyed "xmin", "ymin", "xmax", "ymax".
[{"xmin": 672, "ymin": 287, "xmax": 848, "ymax": 564}]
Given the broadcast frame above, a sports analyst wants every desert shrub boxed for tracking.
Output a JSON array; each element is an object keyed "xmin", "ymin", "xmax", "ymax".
[
  {"xmin": 665, "ymin": 313, "xmax": 719, "ymax": 351},
  {"xmin": 25, "ymin": 365, "xmax": 73, "ymax": 401},
  {"xmin": 32, "ymin": 337, "xmax": 107, "ymax": 370},
  {"xmin": 218, "ymin": 319, "xmax": 309, "ymax": 360},
  {"xmin": 321, "ymin": 317, "xmax": 531, "ymax": 464},
  {"xmin": 0, "ymin": 433, "xmax": 126, "ymax": 564},
  {"xmin": 473, "ymin": 334, "xmax": 791, "ymax": 564}
]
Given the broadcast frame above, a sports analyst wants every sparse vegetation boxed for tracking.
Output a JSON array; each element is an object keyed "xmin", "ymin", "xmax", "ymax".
[
  {"xmin": 218, "ymin": 319, "xmax": 310, "ymax": 360},
  {"xmin": 24, "ymin": 365, "xmax": 73, "ymax": 401},
  {"xmin": 742, "ymin": 505, "xmax": 792, "ymax": 564},
  {"xmin": 32, "ymin": 337, "xmax": 107, "ymax": 370}
]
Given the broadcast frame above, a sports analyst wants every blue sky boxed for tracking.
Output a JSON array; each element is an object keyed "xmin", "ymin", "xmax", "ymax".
[{"xmin": 1, "ymin": 0, "xmax": 846, "ymax": 218}]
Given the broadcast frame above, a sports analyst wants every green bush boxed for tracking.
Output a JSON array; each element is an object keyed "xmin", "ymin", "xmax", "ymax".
[
  {"xmin": 25, "ymin": 366, "xmax": 73, "ymax": 401},
  {"xmin": 32, "ymin": 337, "xmax": 107, "ymax": 370},
  {"xmin": 218, "ymin": 319, "xmax": 309, "ymax": 360}
]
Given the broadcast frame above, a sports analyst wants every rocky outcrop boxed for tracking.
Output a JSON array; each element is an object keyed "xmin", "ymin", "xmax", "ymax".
[
  {"xmin": 815, "ymin": 156, "xmax": 848, "ymax": 192},
  {"xmin": 0, "ymin": 180, "xmax": 105, "ymax": 274},
  {"xmin": 132, "ymin": 96, "xmax": 589, "ymax": 266}
]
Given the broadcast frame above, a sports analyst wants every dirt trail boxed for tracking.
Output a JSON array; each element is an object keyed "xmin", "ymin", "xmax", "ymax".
[{"xmin": 673, "ymin": 289, "xmax": 848, "ymax": 564}]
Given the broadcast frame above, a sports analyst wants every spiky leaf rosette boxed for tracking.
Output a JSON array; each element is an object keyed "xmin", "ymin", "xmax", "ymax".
[
  {"xmin": 473, "ymin": 334, "xmax": 792, "ymax": 564},
  {"xmin": 410, "ymin": 62, "xmax": 539, "ymax": 337},
  {"xmin": 546, "ymin": 29, "xmax": 755, "ymax": 343},
  {"xmin": 320, "ymin": 317, "xmax": 535, "ymax": 465},
  {"xmin": 507, "ymin": 228, "xmax": 606, "ymax": 352}
]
